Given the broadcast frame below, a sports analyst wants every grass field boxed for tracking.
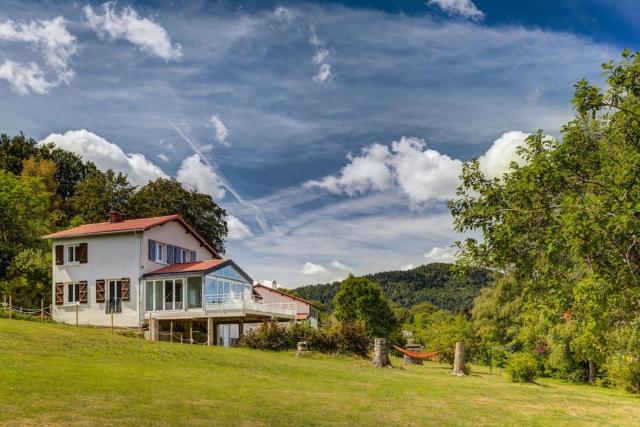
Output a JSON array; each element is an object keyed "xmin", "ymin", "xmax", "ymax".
[{"xmin": 1, "ymin": 319, "xmax": 638, "ymax": 426}]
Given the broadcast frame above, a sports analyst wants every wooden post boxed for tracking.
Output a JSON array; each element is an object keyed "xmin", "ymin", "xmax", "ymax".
[
  {"xmin": 110, "ymin": 307, "xmax": 114, "ymax": 334},
  {"xmin": 170, "ymin": 321, "xmax": 174, "ymax": 343},
  {"xmin": 40, "ymin": 298, "xmax": 44, "ymax": 322},
  {"xmin": 452, "ymin": 341, "xmax": 466, "ymax": 376},
  {"xmin": 190, "ymin": 324, "xmax": 193, "ymax": 344},
  {"xmin": 76, "ymin": 303, "xmax": 79, "ymax": 326},
  {"xmin": 372, "ymin": 338, "xmax": 392, "ymax": 368},
  {"xmin": 180, "ymin": 333, "xmax": 183, "ymax": 344},
  {"xmin": 8, "ymin": 295, "xmax": 12, "ymax": 319}
]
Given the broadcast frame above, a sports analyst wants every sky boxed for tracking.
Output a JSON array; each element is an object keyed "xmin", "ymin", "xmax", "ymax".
[{"xmin": 0, "ymin": 0, "xmax": 636, "ymax": 287}]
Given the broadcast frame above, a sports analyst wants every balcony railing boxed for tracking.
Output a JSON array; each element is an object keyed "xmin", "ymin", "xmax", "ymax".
[{"xmin": 204, "ymin": 294, "xmax": 296, "ymax": 317}]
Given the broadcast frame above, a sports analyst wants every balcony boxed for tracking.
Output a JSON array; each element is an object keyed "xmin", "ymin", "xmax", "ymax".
[{"xmin": 204, "ymin": 294, "xmax": 296, "ymax": 318}]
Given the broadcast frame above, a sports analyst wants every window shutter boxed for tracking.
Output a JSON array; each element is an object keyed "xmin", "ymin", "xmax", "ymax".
[
  {"xmin": 95, "ymin": 280, "xmax": 105, "ymax": 303},
  {"xmin": 121, "ymin": 278, "xmax": 130, "ymax": 301},
  {"xmin": 148, "ymin": 240, "xmax": 155, "ymax": 261},
  {"xmin": 167, "ymin": 245, "xmax": 174, "ymax": 265},
  {"xmin": 55, "ymin": 245, "xmax": 64, "ymax": 265},
  {"xmin": 79, "ymin": 243, "xmax": 88, "ymax": 263},
  {"xmin": 190, "ymin": 250, "xmax": 196, "ymax": 262},
  {"xmin": 79, "ymin": 281, "xmax": 88, "ymax": 304},
  {"xmin": 55, "ymin": 283, "xmax": 64, "ymax": 305}
]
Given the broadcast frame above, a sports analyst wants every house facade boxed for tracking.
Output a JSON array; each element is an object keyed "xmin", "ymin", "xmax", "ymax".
[{"xmin": 44, "ymin": 212, "xmax": 317, "ymax": 346}]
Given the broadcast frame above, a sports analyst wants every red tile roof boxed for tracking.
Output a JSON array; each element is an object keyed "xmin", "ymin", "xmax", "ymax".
[
  {"xmin": 146, "ymin": 259, "xmax": 227, "ymax": 275},
  {"xmin": 296, "ymin": 313, "xmax": 310, "ymax": 320},
  {"xmin": 43, "ymin": 214, "xmax": 219, "ymax": 258},
  {"xmin": 253, "ymin": 283, "xmax": 320, "ymax": 308}
]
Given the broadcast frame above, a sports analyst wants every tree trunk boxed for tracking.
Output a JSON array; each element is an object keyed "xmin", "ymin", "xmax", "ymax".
[
  {"xmin": 372, "ymin": 338, "xmax": 392, "ymax": 368},
  {"xmin": 452, "ymin": 341, "xmax": 466, "ymax": 376},
  {"xmin": 588, "ymin": 360, "xmax": 596, "ymax": 384}
]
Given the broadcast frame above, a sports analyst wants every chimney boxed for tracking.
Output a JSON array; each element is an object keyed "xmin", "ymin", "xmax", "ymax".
[
  {"xmin": 109, "ymin": 211, "xmax": 126, "ymax": 223},
  {"xmin": 271, "ymin": 280, "xmax": 278, "ymax": 289}
]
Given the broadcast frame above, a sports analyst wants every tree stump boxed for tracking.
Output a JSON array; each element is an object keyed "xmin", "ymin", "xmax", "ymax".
[
  {"xmin": 295, "ymin": 341, "xmax": 312, "ymax": 357},
  {"xmin": 372, "ymin": 338, "xmax": 392, "ymax": 368},
  {"xmin": 452, "ymin": 341, "xmax": 466, "ymax": 376}
]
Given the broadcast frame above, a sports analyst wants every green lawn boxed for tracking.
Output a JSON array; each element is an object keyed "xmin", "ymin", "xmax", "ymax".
[{"xmin": 0, "ymin": 319, "xmax": 638, "ymax": 426}]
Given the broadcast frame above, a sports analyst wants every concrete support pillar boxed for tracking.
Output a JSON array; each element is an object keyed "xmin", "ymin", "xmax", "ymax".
[
  {"xmin": 239, "ymin": 321, "xmax": 244, "ymax": 337},
  {"xmin": 207, "ymin": 317, "xmax": 214, "ymax": 346}
]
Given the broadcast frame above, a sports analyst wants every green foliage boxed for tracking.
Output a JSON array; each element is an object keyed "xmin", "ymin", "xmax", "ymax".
[
  {"xmin": 239, "ymin": 320, "xmax": 370, "ymax": 357},
  {"xmin": 605, "ymin": 357, "xmax": 640, "ymax": 393},
  {"xmin": 333, "ymin": 275, "xmax": 397, "ymax": 338},
  {"xmin": 505, "ymin": 353, "xmax": 539, "ymax": 383},
  {"xmin": 70, "ymin": 170, "xmax": 136, "ymax": 223},
  {"xmin": 411, "ymin": 309, "xmax": 475, "ymax": 365},
  {"xmin": 296, "ymin": 263, "xmax": 493, "ymax": 314},
  {"xmin": 129, "ymin": 178, "xmax": 228, "ymax": 253}
]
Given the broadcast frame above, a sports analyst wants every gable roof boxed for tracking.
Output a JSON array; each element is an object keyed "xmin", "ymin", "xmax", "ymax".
[
  {"xmin": 43, "ymin": 214, "xmax": 220, "ymax": 258},
  {"xmin": 144, "ymin": 259, "xmax": 253, "ymax": 283},
  {"xmin": 253, "ymin": 283, "xmax": 320, "ymax": 308}
]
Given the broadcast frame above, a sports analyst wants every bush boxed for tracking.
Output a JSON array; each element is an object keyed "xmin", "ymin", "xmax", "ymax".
[
  {"xmin": 239, "ymin": 320, "xmax": 289, "ymax": 351},
  {"xmin": 333, "ymin": 322, "xmax": 370, "ymax": 357},
  {"xmin": 505, "ymin": 352, "xmax": 539, "ymax": 383},
  {"xmin": 606, "ymin": 357, "xmax": 640, "ymax": 393}
]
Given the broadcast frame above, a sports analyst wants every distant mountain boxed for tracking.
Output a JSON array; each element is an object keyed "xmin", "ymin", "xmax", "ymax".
[{"xmin": 293, "ymin": 263, "xmax": 494, "ymax": 313}]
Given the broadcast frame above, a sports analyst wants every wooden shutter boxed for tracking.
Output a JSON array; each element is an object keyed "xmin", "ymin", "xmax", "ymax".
[
  {"xmin": 79, "ymin": 243, "xmax": 88, "ymax": 263},
  {"xmin": 121, "ymin": 278, "xmax": 130, "ymax": 301},
  {"xmin": 55, "ymin": 245, "xmax": 64, "ymax": 265},
  {"xmin": 148, "ymin": 240, "xmax": 155, "ymax": 261},
  {"xmin": 55, "ymin": 283, "xmax": 64, "ymax": 305},
  {"xmin": 167, "ymin": 245, "xmax": 174, "ymax": 265},
  {"xmin": 95, "ymin": 279, "xmax": 105, "ymax": 303},
  {"xmin": 79, "ymin": 281, "xmax": 88, "ymax": 304}
]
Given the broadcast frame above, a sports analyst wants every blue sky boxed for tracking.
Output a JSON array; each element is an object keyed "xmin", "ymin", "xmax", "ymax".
[{"xmin": 0, "ymin": 0, "xmax": 635, "ymax": 286}]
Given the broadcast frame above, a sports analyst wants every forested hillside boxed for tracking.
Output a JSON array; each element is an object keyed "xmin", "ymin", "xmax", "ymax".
[{"xmin": 294, "ymin": 263, "xmax": 493, "ymax": 313}]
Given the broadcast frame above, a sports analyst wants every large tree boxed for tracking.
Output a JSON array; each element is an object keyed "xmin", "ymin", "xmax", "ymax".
[
  {"xmin": 128, "ymin": 178, "xmax": 228, "ymax": 253},
  {"xmin": 333, "ymin": 275, "xmax": 397, "ymax": 338},
  {"xmin": 450, "ymin": 50, "xmax": 640, "ymax": 383},
  {"xmin": 70, "ymin": 169, "xmax": 136, "ymax": 223}
]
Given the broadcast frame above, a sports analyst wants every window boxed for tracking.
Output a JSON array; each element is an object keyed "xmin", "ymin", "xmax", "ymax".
[
  {"xmin": 187, "ymin": 277, "xmax": 202, "ymax": 309},
  {"xmin": 155, "ymin": 243, "xmax": 164, "ymax": 263},
  {"xmin": 145, "ymin": 279, "xmax": 185, "ymax": 311},
  {"xmin": 67, "ymin": 283, "xmax": 80, "ymax": 303},
  {"xmin": 66, "ymin": 245, "xmax": 80, "ymax": 264}
]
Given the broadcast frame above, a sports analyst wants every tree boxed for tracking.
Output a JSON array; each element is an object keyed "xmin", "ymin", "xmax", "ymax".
[
  {"xmin": 412, "ymin": 309, "xmax": 475, "ymax": 365},
  {"xmin": 70, "ymin": 170, "xmax": 136, "ymax": 223},
  {"xmin": 450, "ymin": 50, "xmax": 640, "ymax": 384},
  {"xmin": 0, "ymin": 133, "xmax": 39, "ymax": 175},
  {"xmin": 39, "ymin": 144, "xmax": 97, "ymax": 200},
  {"xmin": 0, "ymin": 170, "xmax": 51, "ymax": 284},
  {"xmin": 128, "ymin": 178, "xmax": 228, "ymax": 253},
  {"xmin": 333, "ymin": 275, "xmax": 397, "ymax": 338}
]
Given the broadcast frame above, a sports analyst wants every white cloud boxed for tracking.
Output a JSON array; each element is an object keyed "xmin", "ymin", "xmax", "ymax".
[
  {"xmin": 84, "ymin": 2, "xmax": 182, "ymax": 60},
  {"xmin": 426, "ymin": 0, "xmax": 484, "ymax": 21},
  {"xmin": 309, "ymin": 27, "xmax": 334, "ymax": 84},
  {"xmin": 477, "ymin": 130, "xmax": 529, "ymax": 179},
  {"xmin": 330, "ymin": 260, "xmax": 351, "ymax": 271},
  {"xmin": 227, "ymin": 215, "xmax": 253, "ymax": 240},
  {"xmin": 272, "ymin": 7, "xmax": 295, "ymax": 24},
  {"xmin": 0, "ymin": 60, "xmax": 54, "ymax": 95},
  {"xmin": 176, "ymin": 154, "xmax": 226, "ymax": 200},
  {"xmin": 40, "ymin": 129, "xmax": 167, "ymax": 186},
  {"xmin": 306, "ymin": 137, "xmax": 460, "ymax": 204},
  {"xmin": 300, "ymin": 262, "xmax": 326, "ymax": 275},
  {"xmin": 210, "ymin": 114, "xmax": 230, "ymax": 146},
  {"xmin": 0, "ymin": 16, "xmax": 77, "ymax": 93},
  {"xmin": 305, "ymin": 143, "xmax": 393, "ymax": 196},
  {"xmin": 400, "ymin": 264, "xmax": 415, "ymax": 271},
  {"xmin": 424, "ymin": 246, "xmax": 457, "ymax": 263},
  {"xmin": 157, "ymin": 153, "xmax": 170, "ymax": 162}
]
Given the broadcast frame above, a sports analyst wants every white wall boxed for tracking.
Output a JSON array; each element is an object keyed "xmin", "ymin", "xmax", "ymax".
[
  {"xmin": 51, "ymin": 232, "xmax": 143, "ymax": 327},
  {"xmin": 254, "ymin": 286, "xmax": 318, "ymax": 328},
  {"xmin": 142, "ymin": 220, "xmax": 216, "ymax": 274}
]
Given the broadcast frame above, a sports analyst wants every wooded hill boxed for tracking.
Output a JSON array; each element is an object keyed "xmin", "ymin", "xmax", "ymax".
[{"xmin": 294, "ymin": 263, "xmax": 493, "ymax": 313}]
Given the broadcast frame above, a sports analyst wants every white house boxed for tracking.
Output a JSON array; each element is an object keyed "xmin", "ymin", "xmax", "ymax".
[{"xmin": 44, "ymin": 212, "xmax": 318, "ymax": 346}]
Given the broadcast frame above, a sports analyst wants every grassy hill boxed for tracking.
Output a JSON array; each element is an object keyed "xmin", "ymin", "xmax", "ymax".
[
  {"xmin": 294, "ymin": 263, "xmax": 493, "ymax": 313},
  {"xmin": 1, "ymin": 319, "xmax": 638, "ymax": 426}
]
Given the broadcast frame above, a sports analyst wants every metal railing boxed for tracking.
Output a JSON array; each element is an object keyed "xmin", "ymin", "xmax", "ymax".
[{"xmin": 203, "ymin": 294, "xmax": 296, "ymax": 317}]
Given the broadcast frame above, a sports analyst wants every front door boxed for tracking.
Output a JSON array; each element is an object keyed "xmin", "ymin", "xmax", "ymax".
[{"xmin": 107, "ymin": 280, "xmax": 123, "ymax": 314}]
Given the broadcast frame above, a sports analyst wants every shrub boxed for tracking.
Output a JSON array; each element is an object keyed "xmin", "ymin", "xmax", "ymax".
[
  {"xmin": 333, "ymin": 322, "xmax": 370, "ymax": 357},
  {"xmin": 286, "ymin": 321, "xmax": 314, "ymax": 348},
  {"xmin": 239, "ymin": 320, "xmax": 289, "ymax": 351},
  {"xmin": 606, "ymin": 357, "xmax": 640, "ymax": 393},
  {"xmin": 505, "ymin": 352, "xmax": 539, "ymax": 383}
]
